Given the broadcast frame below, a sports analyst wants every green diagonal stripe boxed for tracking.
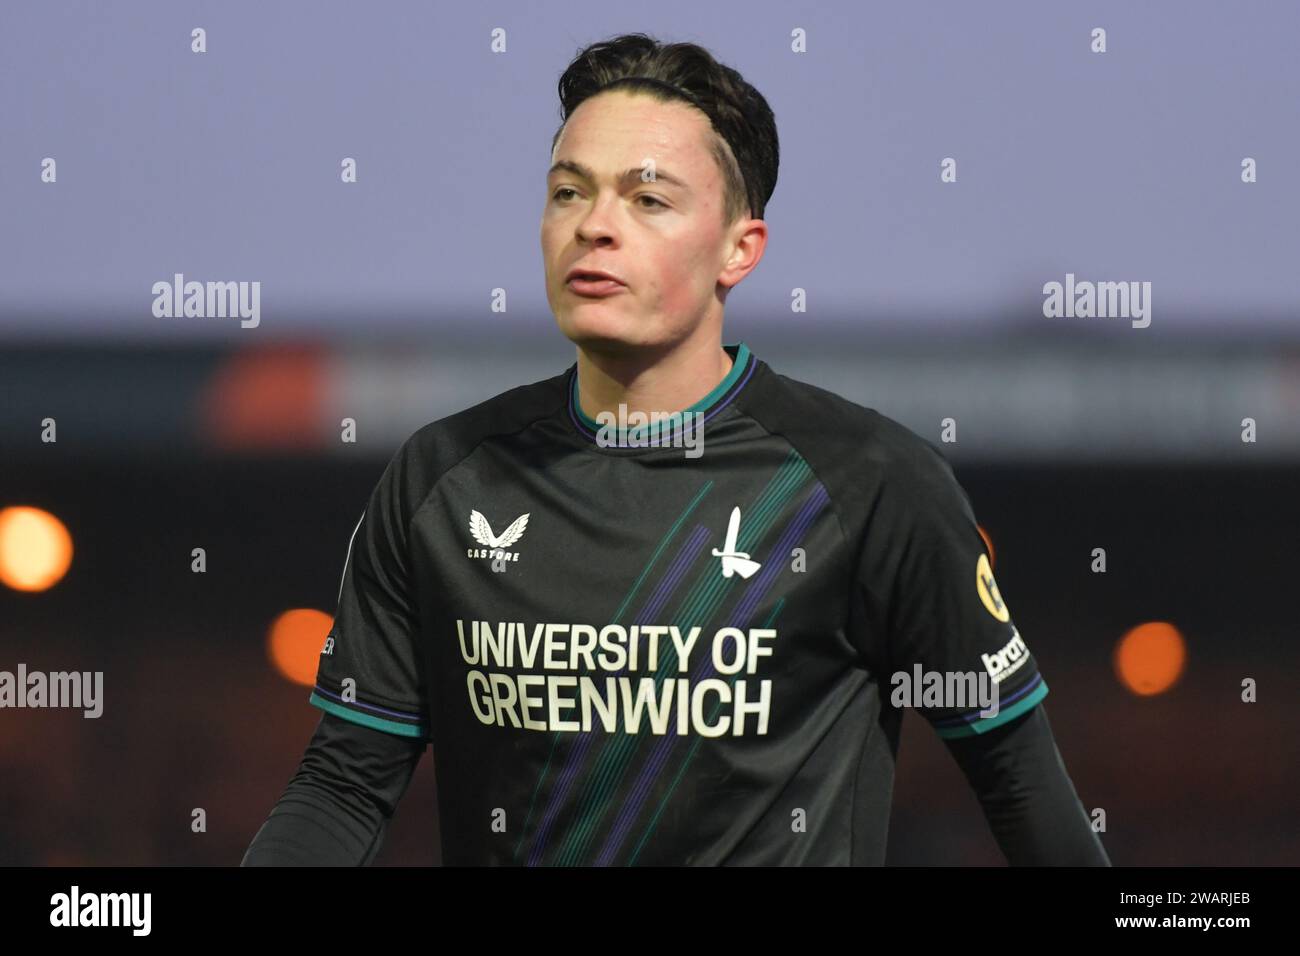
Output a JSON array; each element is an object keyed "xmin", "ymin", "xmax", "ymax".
[
  {"xmin": 628, "ymin": 596, "xmax": 787, "ymax": 864},
  {"xmin": 553, "ymin": 450, "xmax": 813, "ymax": 865},
  {"xmin": 513, "ymin": 478, "xmax": 714, "ymax": 862}
]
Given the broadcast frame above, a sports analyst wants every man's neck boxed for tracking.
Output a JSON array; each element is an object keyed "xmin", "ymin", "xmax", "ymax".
[{"xmin": 575, "ymin": 335, "xmax": 734, "ymax": 423}]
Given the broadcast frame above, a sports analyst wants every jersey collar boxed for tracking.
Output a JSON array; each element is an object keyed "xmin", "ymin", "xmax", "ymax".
[{"xmin": 566, "ymin": 341, "xmax": 755, "ymax": 447}]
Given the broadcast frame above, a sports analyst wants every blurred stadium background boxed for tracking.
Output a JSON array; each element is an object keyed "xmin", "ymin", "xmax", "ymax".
[{"xmin": 1, "ymin": 1, "xmax": 1297, "ymax": 865}]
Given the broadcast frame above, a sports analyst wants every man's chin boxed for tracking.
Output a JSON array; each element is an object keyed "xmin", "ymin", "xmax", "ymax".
[{"xmin": 557, "ymin": 313, "xmax": 648, "ymax": 352}]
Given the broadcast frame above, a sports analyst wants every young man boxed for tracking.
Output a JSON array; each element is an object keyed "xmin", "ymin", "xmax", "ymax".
[{"xmin": 243, "ymin": 34, "xmax": 1109, "ymax": 866}]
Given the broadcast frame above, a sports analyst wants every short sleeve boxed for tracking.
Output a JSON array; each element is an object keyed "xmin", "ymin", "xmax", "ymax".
[
  {"xmin": 309, "ymin": 444, "xmax": 431, "ymax": 740},
  {"xmin": 857, "ymin": 439, "xmax": 1048, "ymax": 740}
]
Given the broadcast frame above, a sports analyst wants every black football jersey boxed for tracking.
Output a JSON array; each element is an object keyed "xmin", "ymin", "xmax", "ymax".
[{"xmin": 309, "ymin": 341, "xmax": 1049, "ymax": 865}]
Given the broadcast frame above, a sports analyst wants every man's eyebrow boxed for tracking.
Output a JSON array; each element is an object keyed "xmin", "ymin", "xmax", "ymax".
[{"xmin": 547, "ymin": 159, "xmax": 690, "ymax": 190}]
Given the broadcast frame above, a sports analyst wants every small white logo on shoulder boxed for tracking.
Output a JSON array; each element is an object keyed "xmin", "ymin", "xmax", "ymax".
[
  {"xmin": 981, "ymin": 626, "xmax": 1030, "ymax": 683},
  {"xmin": 467, "ymin": 509, "xmax": 530, "ymax": 563},
  {"xmin": 712, "ymin": 506, "xmax": 762, "ymax": 579}
]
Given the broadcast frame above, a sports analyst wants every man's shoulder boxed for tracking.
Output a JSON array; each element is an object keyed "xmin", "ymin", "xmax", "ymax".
[
  {"xmin": 752, "ymin": 363, "xmax": 974, "ymax": 566},
  {"xmin": 375, "ymin": 367, "xmax": 570, "ymax": 502},
  {"xmin": 403, "ymin": 367, "xmax": 568, "ymax": 455},
  {"xmin": 746, "ymin": 363, "xmax": 952, "ymax": 483}
]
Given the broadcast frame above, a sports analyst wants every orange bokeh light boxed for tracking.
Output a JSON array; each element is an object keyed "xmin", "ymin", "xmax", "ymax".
[
  {"xmin": 1114, "ymin": 621, "xmax": 1187, "ymax": 696},
  {"xmin": 268, "ymin": 608, "xmax": 334, "ymax": 686},
  {"xmin": 0, "ymin": 506, "xmax": 74, "ymax": 592}
]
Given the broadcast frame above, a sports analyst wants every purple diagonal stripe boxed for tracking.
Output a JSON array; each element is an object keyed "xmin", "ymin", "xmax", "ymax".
[
  {"xmin": 596, "ymin": 483, "xmax": 830, "ymax": 865},
  {"xmin": 525, "ymin": 523, "xmax": 712, "ymax": 865}
]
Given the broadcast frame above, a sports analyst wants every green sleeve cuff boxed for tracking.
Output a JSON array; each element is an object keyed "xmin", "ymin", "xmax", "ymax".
[
  {"xmin": 932, "ymin": 680, "xmax": 1049, "ymax": 739},
  {"xmin": 309, "ymin": 690, "xmax": 428, "ymax": 739}
]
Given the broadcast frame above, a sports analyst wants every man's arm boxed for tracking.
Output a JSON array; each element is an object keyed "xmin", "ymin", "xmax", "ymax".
[
  {"xmin": 943, "ymin": 703, "xmax": 1110, "ymax": 866},
  {"xmin": 241, "ymin": 712, "xmax": 426, "ymax": 866}
]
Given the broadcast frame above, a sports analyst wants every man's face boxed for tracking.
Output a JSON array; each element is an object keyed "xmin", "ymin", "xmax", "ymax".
[{"xmin": 541, "ymin": 90, "xmax": 750, "ymax": 354}]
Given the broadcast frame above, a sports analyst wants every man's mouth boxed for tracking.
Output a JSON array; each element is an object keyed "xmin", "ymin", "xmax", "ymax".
[{"xmin": 566, "ymin": 275, "xmax": 627, "ymax": 297}]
